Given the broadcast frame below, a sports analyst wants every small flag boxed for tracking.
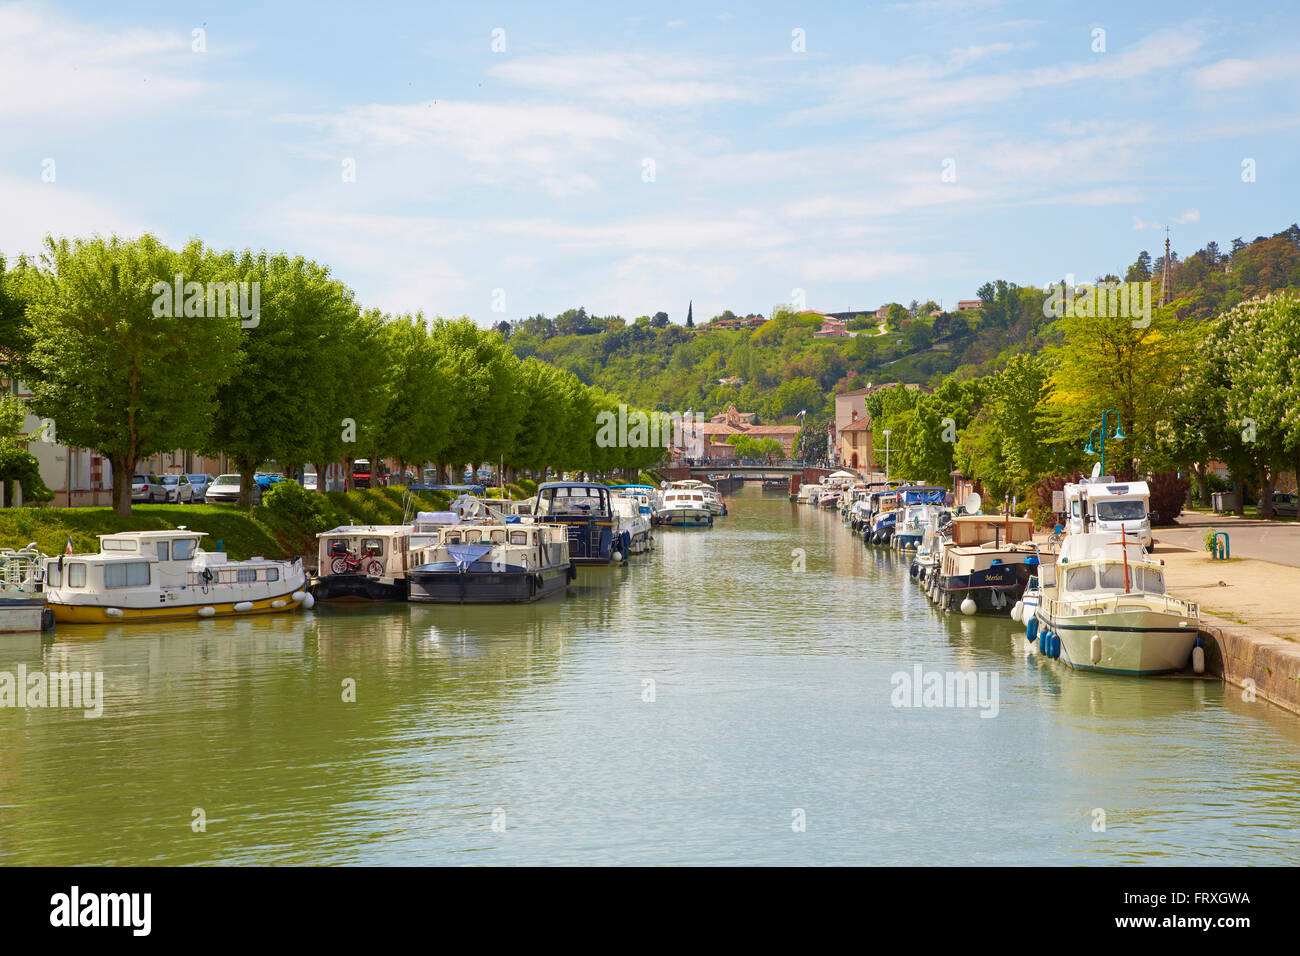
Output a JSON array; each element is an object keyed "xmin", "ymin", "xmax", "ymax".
[{"xmin": 65, "ymin": 537, "xmax": 74, "ymax": 555}]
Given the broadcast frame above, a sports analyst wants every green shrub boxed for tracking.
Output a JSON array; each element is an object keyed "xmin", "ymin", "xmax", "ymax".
[
  {"xmin": 1204, "ymin": 527, "xmax": 1218, "ymax": 554},
  {"xmin": 263, "ymin": 479, "xmax": 330, "ymax": 535}
]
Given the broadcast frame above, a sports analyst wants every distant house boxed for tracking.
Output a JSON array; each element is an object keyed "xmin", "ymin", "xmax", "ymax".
[
  {"xmin": 680, "ymin": 405, "xmax": 801, "ymax": 456},
  {"xmin": 875, "ymin": 306, "xmax": 891, "ymax": 320},
  {"xmin": 717, "ymin": 376, "xmax": 744, "ymax": 387},
  {"xmin": 813, "ymin": 318, "xmax": 849, "ymax": 338},
  {"xmin": 711, "ymin": 314, "xmax": 768, "ymax": 330},
  {"xmin": 957, "ymin": 299, "xmax": 983, "ymax": 312}
]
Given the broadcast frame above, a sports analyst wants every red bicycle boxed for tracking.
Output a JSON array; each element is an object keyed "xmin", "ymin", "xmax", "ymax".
[{"xmin": 330, "ymin": 544, "xmax": 383, "ymax": 577}]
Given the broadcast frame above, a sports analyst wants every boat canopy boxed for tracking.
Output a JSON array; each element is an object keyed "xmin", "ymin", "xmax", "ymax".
[
  {"xmin": 950, "ymin": 515, "xmax": 1034, "ymax": 547},
  {"xmin": 901, "ymin": 486, "xmax": 947, "ymax": 505}
]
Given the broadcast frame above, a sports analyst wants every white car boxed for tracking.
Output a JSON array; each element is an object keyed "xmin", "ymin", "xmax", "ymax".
[
  {"xmin": 159, "ymin": 474, "xmax": 195, "ymax": 504},
  {"xmin": 205, "ymin": 474, "xmax": 262, "ymax": 505}
]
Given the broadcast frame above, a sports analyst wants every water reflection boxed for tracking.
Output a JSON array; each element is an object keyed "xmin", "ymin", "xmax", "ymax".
[{"xmin": 0, "ymin": 487, "xmax": 1296, "ymax": 865}]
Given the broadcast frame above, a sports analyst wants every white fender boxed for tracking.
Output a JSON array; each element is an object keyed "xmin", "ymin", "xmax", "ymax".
[
  {"xmin": 105, "ymin": 607, "xmax": 124, "ymax": 619},
  {"xmin": 197, "ymin": 606, "xmax": 216, "ymax": 618},
  {"xmin": 271, "ymin": 599, "xmax": 287, "ymax": 608},
  {"xmin": 234, "ymin": 601, "xmax": 254, "ymax": 612},
  {"xmin": 960, "ymin": 597, "xmax": 977, "ymax": 616},
  {"xmin": 1192, "ymin": 645, "xmax": 1205, "ymax": 674},
  {"xmin": 1010, "ymin": 601, "xmax": 1023, "ymax": 623},
  {"xmin": 1090, "ymin": 633, "xmax": 1102, "ymax": 664},
  {"xmin": 299, "ymin": 592, "xmax": 315, "ymax": 610}
]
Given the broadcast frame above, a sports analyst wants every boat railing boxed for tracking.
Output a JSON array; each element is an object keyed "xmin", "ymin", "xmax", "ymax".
[
  {"xmin": 1, "ymin": 545, "xmax": 47, "ymax": 593},
  {"xmin": 1045, "ymin": 593, "xmax": 1199, "ymax": 621}
]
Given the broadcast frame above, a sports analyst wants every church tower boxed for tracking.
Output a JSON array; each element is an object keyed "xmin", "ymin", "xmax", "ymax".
[{"xmin": 1160, "ymin": 228, "xmax": 1172, "ymax": 306}]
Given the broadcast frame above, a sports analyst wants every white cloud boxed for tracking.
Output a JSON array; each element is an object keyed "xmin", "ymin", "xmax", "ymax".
[
  {"xmin": 0, "ymin": 173, "xmax": 151, "ymax": 257},
  {"xmin": 0, "ymin": 4, "xmax": 201, "ymax": 119},
  {"xmin": 487, "ymin": 53, "xmax": 753, "ymax": 107},
  {"xmin": 1194, "ymin": 56, "xmax": 1300, "ymax": 90}
]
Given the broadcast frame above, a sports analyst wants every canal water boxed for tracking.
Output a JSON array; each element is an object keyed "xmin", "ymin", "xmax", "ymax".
[{"xmin": 2, "ymin": 486, "xmax": 1298, "ymax": 865}]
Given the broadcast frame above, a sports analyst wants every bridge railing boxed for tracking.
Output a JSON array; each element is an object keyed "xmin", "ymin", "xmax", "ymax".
[{"xmin": 673, "ymin": 458, "xmax": 833, "ymax": 469}]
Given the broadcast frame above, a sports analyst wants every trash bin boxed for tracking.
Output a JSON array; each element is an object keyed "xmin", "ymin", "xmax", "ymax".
[{"xmin": 1211, "ymin": 491, "xmax": 1237, "ymax": 513}]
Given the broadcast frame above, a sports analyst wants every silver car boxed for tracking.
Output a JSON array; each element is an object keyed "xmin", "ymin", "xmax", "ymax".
[
  {"xmin": 1272, "ymin": 492, "xmax": 1298, "ymax": 518},
  {"xmin": 187, "ymin": 474, "xmax": 215, "ymax": 499},
  {"xmin": 131, "ymin": 474, "xmax": 165, "ymax": 503},
  {"xmin": 160, "ymin": 474, "xmax": 194, "ymax": 504}
]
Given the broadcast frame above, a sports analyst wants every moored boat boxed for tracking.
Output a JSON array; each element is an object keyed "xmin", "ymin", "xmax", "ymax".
[
  {"xmin": 407, "ymin": 521, "xmax": 574, "ymax": 603},
  {"xmin": 313, "ymin": 524, "xmax": 414, "ymax": 601},
  {"xmin": 933, "ymin": 514, "xmax": 1039, "ymax": 615},
  {"xmin": 1, "ymin": 544, "xmax": 54, "ymax": 633},
  {"xmin": 533, "ymin": 482, "xmax": 631, "ymax": 564},
  {"xmin": 655, "ymin": 487, "xmax": 714, "ymax": 527},
  {"xmin": 43, "ymin": 529, "xmax": 312, "ymax": 623}
]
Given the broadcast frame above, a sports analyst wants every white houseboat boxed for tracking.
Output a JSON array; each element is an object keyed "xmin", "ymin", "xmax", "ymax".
[{"xmin": 42, "ymin": 529, "xmax": 312, "ymax": 624}]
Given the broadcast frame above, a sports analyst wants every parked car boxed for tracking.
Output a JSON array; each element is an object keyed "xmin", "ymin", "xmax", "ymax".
[
  {"xmin": 159, "ymin": 474, "xmax": 194, "ymax": 504},
  {"xmin": 301, "ymin": 473, "xmax": 319, "ymax": 491},
  {"xmin": 205, "ymin": 474, "xmax": 263, "ymax": 505},
  {"xmin": 1272, "ymin": 491, "xmax": 1298, "ymax": 518},
  {"xmin": 187, "ymin": 474, "xmax": 215, "ymax": 498},
  {"xmin": 131, "ymin": 474, "xmax": 165, "ymax": 503}
]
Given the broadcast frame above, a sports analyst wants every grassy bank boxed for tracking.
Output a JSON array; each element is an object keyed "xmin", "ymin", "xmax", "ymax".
[{"xmin": 0, "ymin": 486, "xmax": 456, "ymax": 561}]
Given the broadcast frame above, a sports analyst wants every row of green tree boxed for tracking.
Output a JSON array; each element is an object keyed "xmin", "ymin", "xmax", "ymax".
[
  {"xmin": 0, "ymin": 236, "xmax": 665, "ymax": 516},
  {"xmin": 863, "ymin": 290, "xmax": 1300, "ymax": 518}
]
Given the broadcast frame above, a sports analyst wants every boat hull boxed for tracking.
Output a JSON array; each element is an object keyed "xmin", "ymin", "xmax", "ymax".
[
  {"xmin": 935, "ymin": 563, "xmax": 1033, "ymax": 614},
  {"xmin": 655, "ymin": 508, "xmax": 713, "ymax": 527},
  {"xmin": 0, "ymin": 596, "xmax": 50, "ymax": 633},
  {"xmin": 312, "ymin": 573, "xmax": 406, "ymax": 602},
  {"xmin": 407, "ymin": 566, "xmax": 571, "ymax": 603},
  {"xmin": 1042, "ymin": 610, "xmax": 1199, "ymax": 675},
  {"xmin": 49, "ymin": 588, "xmax": 309, "ymax": 624}
]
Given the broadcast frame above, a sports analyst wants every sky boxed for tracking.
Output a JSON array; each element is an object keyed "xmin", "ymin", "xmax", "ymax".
[{"xmin": 2, "ymin": 0, "xmax": 1298, "ymax": 325}]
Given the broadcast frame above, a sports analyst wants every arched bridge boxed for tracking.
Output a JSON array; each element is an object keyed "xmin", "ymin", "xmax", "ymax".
[{"xmin": 658, "ymin": 459, "xmax": 858, "ymax": 493}]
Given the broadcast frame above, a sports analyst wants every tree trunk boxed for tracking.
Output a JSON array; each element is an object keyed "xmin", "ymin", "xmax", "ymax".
[
  {"xmin": 1231, "ymin": 467, "xmax": 1245, "ymax": 516},
  {"xmin": 237, "ymin": 458, "xmax": 258, "ymax": 507},
  {"xmin": 109, "ymin": 453, "xmax": 134, "ymax": 518},
  {"xmin": 313, "ymin": 462, "xmax": 328, "ymax": 494},
  {"xmin": 1259, "ymin": 464, "xmax": 1275, "ymax": 520},
  {"xmin": 1194, "ymin": 463, "xmax": 1210, "ymax": 509}
]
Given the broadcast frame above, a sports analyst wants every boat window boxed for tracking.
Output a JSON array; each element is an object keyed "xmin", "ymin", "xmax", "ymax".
[
  {"xmin": 1065, "ymin": 566, "xmax": 1095, "ymax": 591},
  {"xmin": 445, "ymin": 532, "xmax": 461, "ymax": 545},
  {"xmin": 102, "ymin": 539, "xmax": 138, "ymax": 551},
  {"xmin": 47, "ymin": 563, "xmax": 62, "ymax": 587},
  {"xmin": 156, "ymin": 541, "xmax": 170, "ymax": 561},
  {"xmin": 1098, "ymin": 564, "xmax": 1131, "ymax": 590},
  {"xmin": 236, "ymin": 568, "xmax": 257, "ymax": 584},
  {"xmin": 361, "ymin": 538, "xmax": 384, "ymax": 555},
  {"xmin": 1095, "ymin": 500, "xmax": 1146, "ymax": 522},
  {"xmin": 463, "ymin": 530, "xmax": 482, "ymax": 543},
  {"xmin": 68, "ymin": 563, "xmax": 87, "ymax": 588},
  {"xmin": 266, "ymin": 567, "xmax": 280, "ymax": 583},
  {"xmin": 104, "ymin": 562, "xmax": 150, "ymax": 588},
  {"xmin": 173, "ymin": 539, "xmax": 197, "ymax": 560},
  {"xmin": 490, "ymin": 530, "xmax": 506, "ymax": 544},
  {"xmin": 509, "ymin": 530, "xmax": 528, "ymax": 545},
  {"xmin": 1136, "ymin": 567, "xmax": 1165, "ymax": 594},
  {"xmin": 1071, "ymin": 500, "xmax": 1080, "ymax": 517}
]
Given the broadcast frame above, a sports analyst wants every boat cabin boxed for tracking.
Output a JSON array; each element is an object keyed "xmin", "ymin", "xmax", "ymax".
[
  {"xmin": 316, "ymin": 525, "xmax": 414, "ymax": 580},
  {"xmin": 949, "ymin": 515, "xmax": 1034, "ymax": 547}
]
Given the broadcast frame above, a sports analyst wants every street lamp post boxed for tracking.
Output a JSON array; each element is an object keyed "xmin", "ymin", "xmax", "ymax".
[
  {"xmin": 883, "ymin": 429, "xmax": 892, "ymax": 483},
  {"xmin": 1084, "ymin": 410, "xmax": 1125, "ymax": 477}
]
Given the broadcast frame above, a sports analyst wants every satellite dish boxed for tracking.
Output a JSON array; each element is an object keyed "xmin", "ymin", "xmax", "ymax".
[
  {"xmin": 965, "ymin": 492, "xmax": 982, "ymax": 515},
  {"xmin": 1090, "ymin": 462, "xmax": 1102, "ymax": 480}
]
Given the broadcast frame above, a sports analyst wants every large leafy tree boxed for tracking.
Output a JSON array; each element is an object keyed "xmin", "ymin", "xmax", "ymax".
[
  {"xmin": 206, "ymin": 252, "xmax": 364, "ymax": 505},
  {"xmin": 21, "ymin": 236, "xmax": 240, "ymax": 515}
]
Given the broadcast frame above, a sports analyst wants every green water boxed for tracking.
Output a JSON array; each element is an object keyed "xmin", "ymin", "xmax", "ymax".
[{"xmin": 2, "ymin": 486, "xmax": 1297, "ymax": 865}]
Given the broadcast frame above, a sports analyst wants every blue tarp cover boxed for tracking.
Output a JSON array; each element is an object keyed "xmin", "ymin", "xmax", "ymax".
[{"xmin": 444, "ymin": 544, "xmax": 494, "ymax": 570}]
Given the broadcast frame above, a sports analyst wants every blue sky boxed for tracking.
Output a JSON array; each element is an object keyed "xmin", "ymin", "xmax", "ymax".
[{"xmin": 2, "ymin": 0, "xmax": 1298, "ymax": 324}]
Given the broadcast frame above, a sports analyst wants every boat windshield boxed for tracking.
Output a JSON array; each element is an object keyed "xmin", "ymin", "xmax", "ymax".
[
  {"xmin": 1095, "ymin": 499, "xmax": 1146, "ymax": 521},
  {"xmin": 536, "ymin": 487, "xmax": 608, "ymax": 516}
]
